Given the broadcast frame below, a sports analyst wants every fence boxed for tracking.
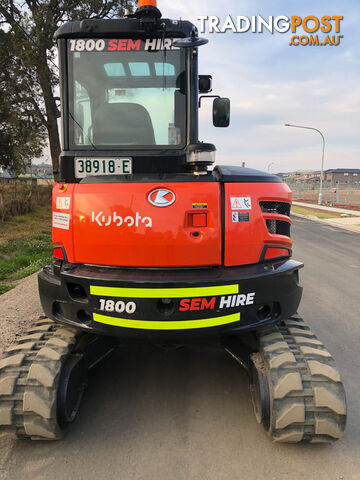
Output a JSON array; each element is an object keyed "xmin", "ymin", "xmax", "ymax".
[
  {"xmin": 0, "ymin": 179, "xmax": 52, "ymax": 223},
  {"xmin": 287, "ymin": 182, "xmax": 360, "ymax": 208}
]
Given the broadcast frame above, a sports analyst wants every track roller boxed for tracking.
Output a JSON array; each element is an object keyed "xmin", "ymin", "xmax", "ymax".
[
  {"xmin": 249, "ymin": 314, "xmax": 347, "ymax": 443},
  {"xmin": 0, "ymin": 317, "xmax": 114, "ymax": 440}
]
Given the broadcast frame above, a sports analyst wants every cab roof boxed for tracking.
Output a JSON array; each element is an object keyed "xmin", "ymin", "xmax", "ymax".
[{"xmin": 54, "ymin": 18, "xmax": 196, "ymax": 40}]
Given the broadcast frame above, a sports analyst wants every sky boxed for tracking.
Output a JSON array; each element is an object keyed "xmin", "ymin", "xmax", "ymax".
[{"xmin": 158, "ymin": 0, "xmax": 360, "ymax": 172}]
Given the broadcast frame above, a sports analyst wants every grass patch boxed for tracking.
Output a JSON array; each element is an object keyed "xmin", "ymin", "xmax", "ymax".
[
  {"xmin": 0, "ymin": 206, "xmax": 53, "ymax": 295},
  {"xmin": 0, "ymin": 183, "xmax": 52, "ymax": 222},
  {"xmin": 0, "ymin": 284, "xmax": 14, "ymax": 295},
  {"xmin": 292, "ymin": 206, "xmax": 345, "ymax": 219},
  {"xmin": 0, "ymin": 205, "xmax": 52, "ymax": 245}
]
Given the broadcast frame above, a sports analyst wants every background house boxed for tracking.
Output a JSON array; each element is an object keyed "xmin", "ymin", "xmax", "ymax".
[{"xmin": 324, "ymin": 169, "xmax": 360, "ymax": 185}]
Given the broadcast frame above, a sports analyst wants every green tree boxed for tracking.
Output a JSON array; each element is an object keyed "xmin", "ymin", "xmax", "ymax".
[
  {"xmin": 0, "ymin": 0, "xmax": 136, "ymax": 178},
  {"xmin": 0, "ymin": 28, "xmax": 46, "ymax": 176}
]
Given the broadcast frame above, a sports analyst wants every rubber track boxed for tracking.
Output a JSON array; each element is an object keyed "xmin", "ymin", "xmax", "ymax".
[
  {"xmin": 0, "ymin": 317, "xmax": 79, "ymax": 440},
  {"xmin": 254, "ymin": 314, "xmax": 347, "ymax": 443}
]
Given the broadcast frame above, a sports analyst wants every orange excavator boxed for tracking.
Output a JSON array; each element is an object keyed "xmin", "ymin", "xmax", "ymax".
[{"xmin": 0, "ymin": 0, "xmax": 346, "ymax": 442}]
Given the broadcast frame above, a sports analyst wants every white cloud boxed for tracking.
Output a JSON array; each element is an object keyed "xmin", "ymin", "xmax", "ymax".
[{"xmin": 159, "ymin": 0, "xmax": 360, "ymax": 171}]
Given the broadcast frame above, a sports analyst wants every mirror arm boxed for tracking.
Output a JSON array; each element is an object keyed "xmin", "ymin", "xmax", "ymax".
[{"xmin": 199, "ymin": 95, "xmax": 220, "ymax": 108}]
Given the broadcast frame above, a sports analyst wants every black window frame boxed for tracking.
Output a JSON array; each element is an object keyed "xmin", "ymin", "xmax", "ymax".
[{"xmin": 65, "ymin": 38, "xmax": 188, "ymax": 152}]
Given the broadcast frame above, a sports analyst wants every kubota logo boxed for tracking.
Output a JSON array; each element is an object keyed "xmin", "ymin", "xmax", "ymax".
[
  {"xmin": 91, "ymin": 211, "xmax": 152, "ymax": 228},
  {"xmin": 148, "ymin": 189, "xmax": 176, "ymax": 207}
]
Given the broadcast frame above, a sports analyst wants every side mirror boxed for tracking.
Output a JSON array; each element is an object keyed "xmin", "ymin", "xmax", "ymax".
[{"xmin": 213, "ymin": 98, "xmax": 230, "ymax": 128}]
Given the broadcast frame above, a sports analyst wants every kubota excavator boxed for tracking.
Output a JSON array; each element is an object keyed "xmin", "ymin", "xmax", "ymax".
[{"xmin": 0, "ymin": 0, "xmax": 346, "ymax": 442}]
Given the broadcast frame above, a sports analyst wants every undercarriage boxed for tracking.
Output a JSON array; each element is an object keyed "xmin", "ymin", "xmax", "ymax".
[{"xmin": 0, "ymin": 314, "xmax": 346, "ymax": 442}]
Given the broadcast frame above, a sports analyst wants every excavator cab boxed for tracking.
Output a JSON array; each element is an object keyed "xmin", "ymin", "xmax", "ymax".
[{"xmin": 57, "ymin": 3, "xmax": 229, "ymax": 181}]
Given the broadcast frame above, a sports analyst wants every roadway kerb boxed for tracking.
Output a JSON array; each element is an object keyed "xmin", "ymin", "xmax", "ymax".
[
  {"xmin": 292, "ymin": 201, "xmax": 360, "ymax": 216},
  {"xmin": 291, "ymin": 205, "xmax": 360, "ymax": 234}
]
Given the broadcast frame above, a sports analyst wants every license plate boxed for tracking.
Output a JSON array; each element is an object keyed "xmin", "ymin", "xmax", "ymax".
[{"xmin": 75, "ymin": 157, "xmax": 132, "ymax": 178}]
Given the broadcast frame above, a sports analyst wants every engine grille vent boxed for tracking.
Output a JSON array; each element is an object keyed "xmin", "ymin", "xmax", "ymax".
[
  {"xmin": 266, "ymin": 220, "xmax": 291, "ymax": 237},
  {"xmin": 260, "ymin": 202, "xmax": 291, "ymax": 217}
]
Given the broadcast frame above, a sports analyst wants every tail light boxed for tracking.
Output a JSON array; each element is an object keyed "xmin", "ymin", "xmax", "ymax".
[
  {"xmin": 54, "ymin": 246, "xmax": 66, "ymax": 260},
  {"xmin": 264, "ymin": 247, "xmax": 291, "ymax": 260}
]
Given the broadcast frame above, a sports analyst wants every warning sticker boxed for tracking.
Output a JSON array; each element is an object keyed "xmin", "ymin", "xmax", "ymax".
[
  {"xmin": 53, "ymin": 212, "xmax": 70, "ymax": 230},
  {"xmin": 232, "ymin": 212, "xmax": 250, "ymax": 223},
  {"xmin": 56, "ymin": 197, "xmax": 71, "ymax": 210},
  {"xmin": 192, "ymin": 203, "xmax": 208, "ymax": 209},
  {"xmin": 230, "ymin": 197, "xmax": 252, "ymax": 210}
]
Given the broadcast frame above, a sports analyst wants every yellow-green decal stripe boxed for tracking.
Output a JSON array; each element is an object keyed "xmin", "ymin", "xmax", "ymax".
[
  {"xmin": 90, "ymin": 285, "xmax": 239, "ymax": 299},
  {"xmin": 93, "ymin": 312, "xmax": 241, "ymax": 330}
]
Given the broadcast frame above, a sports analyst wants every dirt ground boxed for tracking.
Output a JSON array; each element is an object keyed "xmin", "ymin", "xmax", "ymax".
[{"xmin": 0, "ymin": 273, "xmax": 43, "ymax": 354}]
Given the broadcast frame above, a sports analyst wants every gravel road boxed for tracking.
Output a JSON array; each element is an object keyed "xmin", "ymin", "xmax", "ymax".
[{"xmin": 0, "ymin": 273, "xmax": 43, "ymax": 354}]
